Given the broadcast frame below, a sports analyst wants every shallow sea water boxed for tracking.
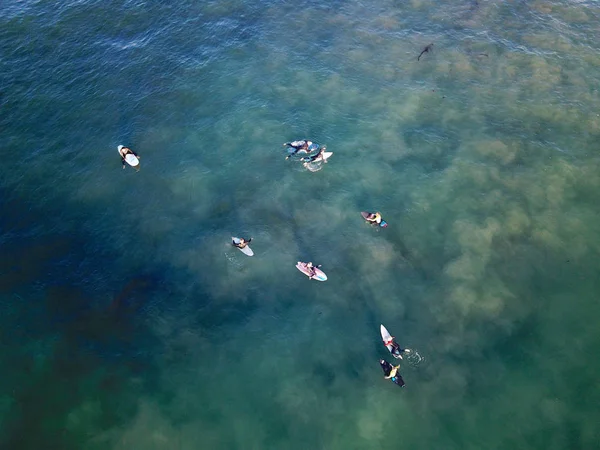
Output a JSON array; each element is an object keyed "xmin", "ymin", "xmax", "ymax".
[{"xmin": 1, "ymin": 0, "xmax": 600, "ymax": 449}]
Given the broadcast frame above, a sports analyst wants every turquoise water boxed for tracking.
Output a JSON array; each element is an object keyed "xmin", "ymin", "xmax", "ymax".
[{"xmin": 2, "ymin": 0, "xmax": 600, "ymax": 448}]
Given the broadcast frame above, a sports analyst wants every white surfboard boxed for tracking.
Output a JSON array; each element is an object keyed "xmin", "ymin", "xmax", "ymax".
[
  {"xmin": 380, "ymin": 324, "xmax": 401, "ymax": 359},
  {"xmin": 232, "ymin": 237, "xmax": 254, "ymax": 256},
  {"xmin": 306, "ymin": 151, "xmax": 333, "ymax": 163},
  {"xmin": 316, "ymin": 151, "xmax": 333, "ymax": 162},
  {"xmin": 118, "ymin": 145, "xmax": 139, "ymax": 167},
  {"xmin": 303, "ymin": 152, "xmax": 333, "ymax": 172}
]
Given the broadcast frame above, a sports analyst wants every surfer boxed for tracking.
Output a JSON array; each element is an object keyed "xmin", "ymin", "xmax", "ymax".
[
  {"xmin": 384, "ymin": 336, "xmax": 411, "ymax": 359},
  {"xmin": 301, "ymin": 145, "xmax": 328, "ymax": 163},
  {"xmin": 384, "ymin": 362, "xmax": 400, "ymax": 380},
  {"xmin": 365, "ymin": 212, "xmax": 382, "ymax": 225},
  {"xmin": 284, "ymin": 140, "xmax": 317, "ymax": 159},
  {"xmin": 305, "ymin": 262, "xmax": 322, "ymax": 277},
  {"xmin": 417, "ymin": 43, "xmax": 433, "ymax": 61},
  {"xmin": 232, "ymin": 237, "xmax": 252, "ymax": 249},
  {"xmin": 118, "ymin": 146, "xmax": 140, "ymax": 169},
  {"xmin": 380, "ymin": 359, "xmax": 405, "ymax": 387}
]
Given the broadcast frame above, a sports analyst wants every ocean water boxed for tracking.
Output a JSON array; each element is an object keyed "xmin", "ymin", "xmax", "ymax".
[{"xmin": 1, "ymin": 0, "xmax": 600, "ymax": 448}]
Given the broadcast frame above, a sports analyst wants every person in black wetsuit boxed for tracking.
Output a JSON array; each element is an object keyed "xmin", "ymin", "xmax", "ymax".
[
  {"xmin": 383, "ymin": 336, "xmax": 412, "ymax": 359},
  {"xmin": 301, "ymin": 145, "xmax": 327, "ymax": 163},
  {"xmin": 284, "ymin": 140, "xmax": 317, "ymax": 159}
]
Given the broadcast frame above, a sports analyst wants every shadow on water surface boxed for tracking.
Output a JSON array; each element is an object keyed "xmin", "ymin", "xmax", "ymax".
[{"xmin": 0, "ymin": 190, "xmax": 176, "ymax": 449}]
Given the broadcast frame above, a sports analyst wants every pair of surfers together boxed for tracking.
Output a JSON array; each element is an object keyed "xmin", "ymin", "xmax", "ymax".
[
  {"xmin": 286, "ymin": 141, "xmax": 385, "ymax": 229},
  {"xmin": 120, "ymin": 140, "xmax": 326, "ymax": 169},
  {"xmin": 283, "ymin": 139, "xmax": 328, "ymax": 163},
  {"xmin": 120, "ymin": 139, "xmax": 325, "ymax": 169},
  {"xmin": 232, "ymin": 239, "xmax": 325, "ymax": 281},
  {"xmin": 381, "ymin": 330, "xmax": 412, "ymax": 387},
  {"xmin": 284, "ymin": 139, "xmax": 328, "ymax": 280}
]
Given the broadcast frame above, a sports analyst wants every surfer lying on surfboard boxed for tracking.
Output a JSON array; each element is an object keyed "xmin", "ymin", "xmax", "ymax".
[
  {"xmin": 301, "ymin": 145, "xmax": 328, "ymax": 163},
  {"xmin": 284, "ymin": 139, "xmax": 318, "ymax": 159},
  {"xmin": 118, "ymin": 145, "xmax": 140, "ymax": 169},
  {"xmin": 384, "ymin": 336, "xmax": 411, "ymax": 359},
  {"xmin": 232, "ymin": 237, "xmax": 252, "ymax": 249}
]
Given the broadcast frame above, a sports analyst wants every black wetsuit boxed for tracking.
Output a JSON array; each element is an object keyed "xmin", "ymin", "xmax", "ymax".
[
  {"xmin": 391, "ymin": 343, "xmax": 408, "ymax": 358},
  {"xmin": 380, "ymin": 360, "xmax": 405, "ymax": 387},
  {"xmin": 285, "ymin": 140, "xmax": 316, "ymax": 158},
  {"xmin": 284, "ymin": 140, "xmax": 309, "ymax": 151},
  {"xmin": 301, "ymin": 149, "xmax": 324, "ymax": 163}
]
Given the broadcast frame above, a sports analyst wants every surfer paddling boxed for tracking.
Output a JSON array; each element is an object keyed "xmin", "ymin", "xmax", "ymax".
[
  {"xmin": 284, "ymin": 139, "xmax": 318, "ymax": 159},
  {"xmin": 417, "ymin": 43, "xmax": 434, "ymax": 61},
  {"xmin": 383, "ymin": 336, "xmax": 411, "ymax": 359},
  {"xmin": 301, "ymin": 145, "xmax": 327, "ymax": 163}
]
